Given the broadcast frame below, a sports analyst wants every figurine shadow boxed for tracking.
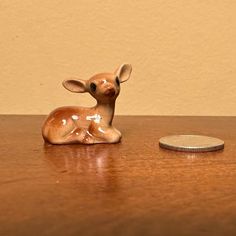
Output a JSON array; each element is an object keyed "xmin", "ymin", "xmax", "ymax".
[{"xmin": 43, "ymin": 143, "xmax": 122, "ymax": 194}]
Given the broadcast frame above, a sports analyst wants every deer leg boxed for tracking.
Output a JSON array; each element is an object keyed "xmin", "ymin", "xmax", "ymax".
[
  {"xmin": 82, "ymin": 123, "xmax": 121, "ymax": 144},
  {"xmin": 45, "ymin": 122, "xmax": 87, "ymax": 145},
  {"xmin": 61, "ymin": 127, "xmax": 87, "ymax": 144}
]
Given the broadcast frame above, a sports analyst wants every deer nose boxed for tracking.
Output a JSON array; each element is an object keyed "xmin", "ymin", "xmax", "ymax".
[{"xmin": 104, "ymin": 87, "xmax": 116, "ymax": 97}]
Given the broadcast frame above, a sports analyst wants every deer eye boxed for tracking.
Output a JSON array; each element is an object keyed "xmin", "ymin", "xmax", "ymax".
[
  {"xmin": 90, "ymin": 83, "xmax": 97, "ymax": 92},
  {"xmin": 115, "ymin": 76, "xmax": 120, "ymax": 86}
]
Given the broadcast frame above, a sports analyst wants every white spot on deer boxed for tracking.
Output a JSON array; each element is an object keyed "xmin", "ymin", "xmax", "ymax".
[
  {"xmin": 72, "ymin": 115, "xmax": 79, "ymax": 120},
  {"xmin": 86, "ymin": 114, "xmax": 101, "ymax": 124}
]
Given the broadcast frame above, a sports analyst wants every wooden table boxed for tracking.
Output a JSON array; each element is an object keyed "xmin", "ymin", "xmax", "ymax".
[{"xmin": 0, "ymin": 116, "xmax": 236, "ymax": 236}]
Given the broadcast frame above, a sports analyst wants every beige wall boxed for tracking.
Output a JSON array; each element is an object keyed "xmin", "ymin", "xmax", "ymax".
[{"xmin": 1, "ymin": 0, "xmax": 236, "ymax": 115}]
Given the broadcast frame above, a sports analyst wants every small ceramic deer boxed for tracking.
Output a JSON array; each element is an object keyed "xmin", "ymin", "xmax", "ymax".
[{"xmin": 42, "ymin": 64, "xmax": 132, "ymax": 145}]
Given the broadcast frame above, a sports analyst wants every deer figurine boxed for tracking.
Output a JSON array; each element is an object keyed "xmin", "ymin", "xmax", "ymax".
[{"xmin": 42, "ymin": 64, "xmax": 132, "ymax": 145}]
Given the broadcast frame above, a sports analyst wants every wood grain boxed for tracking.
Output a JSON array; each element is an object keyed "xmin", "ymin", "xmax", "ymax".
[{"xmin": 0, "ymin": 115, "xmax": 236, "ymax": 236}]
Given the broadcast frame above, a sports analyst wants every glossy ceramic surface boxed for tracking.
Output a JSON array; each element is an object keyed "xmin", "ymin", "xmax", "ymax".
[{"xmin": 42, "ymin": 64, "xmax": 132, "ymax": 144}]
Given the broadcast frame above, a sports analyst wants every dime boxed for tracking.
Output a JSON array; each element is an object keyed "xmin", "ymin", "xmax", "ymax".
[{"xmin": 159, "ymin": 135, "xmax": 224, "ymax": 152}]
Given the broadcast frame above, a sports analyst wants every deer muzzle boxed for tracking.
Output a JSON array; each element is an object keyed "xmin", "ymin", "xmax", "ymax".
[{"xmin": 104, "ymin": 87, "xmax": 116, "ymax": 97}]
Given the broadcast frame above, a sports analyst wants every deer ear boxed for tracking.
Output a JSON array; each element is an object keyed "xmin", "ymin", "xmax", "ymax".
[
  {"xmin": 62, "ymin": 79, "xmax": 87, "ymax": 93},
  {"xmin": 115, "ymin": 64, "xmax": 132, "ymax": 83}
]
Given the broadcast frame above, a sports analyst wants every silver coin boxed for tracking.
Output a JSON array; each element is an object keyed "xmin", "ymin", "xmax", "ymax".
[{"xmin": 159, "ymin": 135, "xmax": 224, "ymax": 152}]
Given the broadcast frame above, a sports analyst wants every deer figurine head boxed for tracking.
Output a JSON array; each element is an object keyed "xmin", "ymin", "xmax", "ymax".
[{"xmin": 42, "ymin": 64, "xmax": 132, "ymax": 145}]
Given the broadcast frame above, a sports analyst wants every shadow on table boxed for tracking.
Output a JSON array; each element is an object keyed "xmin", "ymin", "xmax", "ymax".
[
  {"xmin": 43, "ymin": 142, "xmax": 122, "ymax": 171},
  {"xmin": 42, "ymin": 143, "xmax": 123, "ymax": 193}
]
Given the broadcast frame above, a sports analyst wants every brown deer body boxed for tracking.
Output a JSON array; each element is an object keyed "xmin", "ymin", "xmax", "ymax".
[{"xmin": 42, "ymin": 64, "xmax": 132, "ymax": 144}]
